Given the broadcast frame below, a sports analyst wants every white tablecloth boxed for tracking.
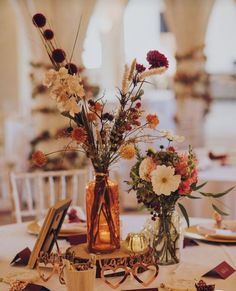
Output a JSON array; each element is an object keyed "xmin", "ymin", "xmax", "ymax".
[{"xmin": 1, "ymin": 216, "xmax": 236, "ymax": 290}]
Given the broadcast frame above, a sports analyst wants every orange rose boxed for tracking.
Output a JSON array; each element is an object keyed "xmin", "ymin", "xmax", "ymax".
[
  {"xmin": 32, "ymin": 151, "xmax": 48, "ymax": 167},
  {"xmin": 146, "ymin": 114, "xmax": 159, "ymax": 129}
]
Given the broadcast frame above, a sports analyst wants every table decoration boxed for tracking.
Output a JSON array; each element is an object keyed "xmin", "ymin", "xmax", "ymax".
[
  {"xmin": 125, "ymin": 232, "xmax": 149, "ymax": 253},
  {"xmin": 36, "ymin": 252, "xmax": 63, "ymax": 282},
  {"xmin": 100, "ymin": 249, "xmax": 158, "ymax": 289},
  {"xmin": 28, "ymin": 199, "xmax": 71, "ymax": 269},
  {"xmin": 128, "ymin": 138, "xmax": 233, "ymax": 265},
  {"xmin": 67, "ymin": 241, "xmax": 156, "ymax": 284},
  {"xmin": 59, "ymin": 257, "xmax": 96, "ymax": 291},
  {"xmin": 32, "ymin": 12, "xmax": 168, "ymax": 254}
]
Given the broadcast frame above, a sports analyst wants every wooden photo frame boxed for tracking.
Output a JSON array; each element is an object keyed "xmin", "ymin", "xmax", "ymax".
[{"xmin": 28, "ymin": 198, "xmax": 72, "ymax": 268}]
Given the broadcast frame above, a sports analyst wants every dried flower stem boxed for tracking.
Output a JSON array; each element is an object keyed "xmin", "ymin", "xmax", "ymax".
[
  {"xmin": 139, "ymin": 66, "xmax": 167, "ymax": 80},
  {"xmin": 121, "ymin": 64, "xmax": 129, "ymax": 95}
]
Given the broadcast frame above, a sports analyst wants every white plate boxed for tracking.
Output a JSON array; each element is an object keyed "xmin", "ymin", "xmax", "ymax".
[{"xmin": 197, "ymin": 221, "xmax": 236, "ymax": 240}]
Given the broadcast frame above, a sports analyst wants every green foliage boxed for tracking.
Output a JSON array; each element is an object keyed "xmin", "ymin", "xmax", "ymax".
[{"xmin": 178, "ymin": 203, "xmax": 190, "ymax": 227}]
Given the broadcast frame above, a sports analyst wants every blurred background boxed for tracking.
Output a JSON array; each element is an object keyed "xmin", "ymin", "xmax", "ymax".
[{"xmin": 1, "ymin": 0, "xmax": 236, "ymax": 224}]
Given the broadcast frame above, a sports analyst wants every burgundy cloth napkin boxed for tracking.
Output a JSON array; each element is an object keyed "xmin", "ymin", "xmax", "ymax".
[
  {"xmin": 203, "ymin": 261, "xmax": 235, "ymax": 279},
  {"xmin": 23, "ymin": 283, "xmax": 50, "ymax": 291},
  {"xmin": 10, "ymin": 247, "xmax": 31, "ymax": 266},
  {"xmin": 66, "ymin": 233, "xmax": 87, "ymax": 245},
  {"xmin": 183, "ymin": 237, "xmax": 199, "ymax": 248}
]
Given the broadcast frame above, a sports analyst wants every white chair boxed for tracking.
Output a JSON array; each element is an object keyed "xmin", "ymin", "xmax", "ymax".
[
  {"xmin": 0, "ymin": 157, "xmax": 12, "ymax": 214},
  {"xmin": 11, "ymin": 169, "xmax": 89, "ymax": 223}
]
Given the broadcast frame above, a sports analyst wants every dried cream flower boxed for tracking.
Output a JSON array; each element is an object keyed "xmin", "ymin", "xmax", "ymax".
[
  {"xmin": 58, "ymin": 97, "xmax": 81, "ymax": 116},
  {"xmin": 43, "ymin": 69, "xmax": 57, "ymax": 87},
  {"xmin": 160, "ymin": 130, "xmax": 185, "ymax": 143}
]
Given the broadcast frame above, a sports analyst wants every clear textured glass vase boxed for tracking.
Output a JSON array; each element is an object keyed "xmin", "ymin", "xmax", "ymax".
[
  {"xmin": 152, "ymin": 207, "xmax": 180, "ymax": 265},
  {"xmin": 86, "ymin": 172, "xmax": 120, "ymax": 253},
  {"xmin": 142, "ymin": 206, "xmax": 181, "ymax": 266}
]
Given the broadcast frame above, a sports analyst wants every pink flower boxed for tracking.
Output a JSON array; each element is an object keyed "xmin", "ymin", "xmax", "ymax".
[
  {"xmin": 189, "ymin": 169, "xmax": 198, "ymax": 184},
  {"xmin": 178, "ymin": 180, "xmax": 191, "ymax": 195},
  {"xmin": 175, "ymin": 155, "xmax": 188, "ymax": 176}
]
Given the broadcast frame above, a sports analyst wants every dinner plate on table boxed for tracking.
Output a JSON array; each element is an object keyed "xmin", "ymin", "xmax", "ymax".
[
  {"xmin": 27, "ymin": 206, "xmax": 87, "ymax": 237},
  {"xmin": 185, "ymin": 220, "xmax": 236, "ymax": 243}
]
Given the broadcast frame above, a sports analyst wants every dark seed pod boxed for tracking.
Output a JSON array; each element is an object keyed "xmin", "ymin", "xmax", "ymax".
[
  {"xmin": 52, "ymin": 48, "xmax": 66, "ymax": 63},
  {"xmin": 43, "ymin": 29, "xmax": 54, "ymax": 40},
  {"xmin": 88, "ymin": 99, "xmax": 95, "ymax": 106},
  {"xmin": 65, "ymin": 63, "xmax": 78, "ymax": 75},
  {"xmin": 32, "ymin": 13, "xmax": 46, "ymax": 27}
]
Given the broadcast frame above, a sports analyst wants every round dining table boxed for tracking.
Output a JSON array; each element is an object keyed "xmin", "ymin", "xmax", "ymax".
[{"xmin": 0, "ymin": 215, "xmax": 236, "ymax": 291}]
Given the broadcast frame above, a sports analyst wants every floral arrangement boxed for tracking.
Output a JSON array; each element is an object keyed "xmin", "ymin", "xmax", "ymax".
[
  {"xmin": 31, "ymin": 12, "xmax": 172, "ymax": 253},
  {"xmin": 31, "ymin": 13, "xmax": 169, "ymax": 172},
  {"xmin": 128, "ymin": 133, "xmax": 232, "ymax": 226},
  {"xmin": 128, "ymin": 134, "xmax": 233, "ymax": 265}
]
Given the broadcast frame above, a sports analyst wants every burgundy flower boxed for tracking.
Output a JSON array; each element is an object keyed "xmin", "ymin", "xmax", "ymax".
[
  {"xmin": 65, "ymin": 63, "xmax": 78, "ymax": 75},
  {"xmin": 43, "ymin": 29, "xmax": 54, "ymax": 40},
  {"xmin": 135, "ymin": 102, "xmax": 141, "ymax": 109},
  {"xmin": 52, "ymin": 49, "xmax": 66, "ymax": 63},
  {"xmin": 32, "ymin": 13, "xmax": 46, "ymax": 28},
  {"xmin": 146, "ymin": 50, "xmax": 169, "ymax": 68},
  {"xmin": 136, "ymin": 63, "xmax": 146, "ymax": 73}
]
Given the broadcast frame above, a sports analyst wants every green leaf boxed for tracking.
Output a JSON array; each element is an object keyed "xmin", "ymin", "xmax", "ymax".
[
  {"xmin": 199, "ymin": 191, "xmax": 212, "ymax": 197},
  {"xmin": 187, "ymin": 195, "xmax": 201, "ymax": 199},
  {"xmin": 200, "ymin": 186, "xmax": 234, "ymax": 198},
  {"xmin": 191, "ymin": 181, "xmax": 208, "ymax": 191},
  {"xmin": 210, "ymin": 187, "xmax": 235, "ymax": 198},
  {"xmin": 212, "ymin": 204, "xmax": 229, "ymax": 216},
  {"xmin": 178, "ymin": 203, "xmax": 190, "ymax": 227}
]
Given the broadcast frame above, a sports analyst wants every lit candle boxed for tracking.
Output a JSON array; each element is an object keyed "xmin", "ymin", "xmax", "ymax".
[
  {"xmin": 99, "ymin": 225, "xmax": 111, "ymax": 243},
  {"xmin": 125, "ymin": 232, "xmax": 148, "ymax": 253}
]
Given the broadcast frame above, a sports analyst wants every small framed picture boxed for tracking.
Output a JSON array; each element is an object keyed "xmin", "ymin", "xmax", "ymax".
[{"xmin": 28, "ymin": 198, "xmax": 72, "ymax": 268}]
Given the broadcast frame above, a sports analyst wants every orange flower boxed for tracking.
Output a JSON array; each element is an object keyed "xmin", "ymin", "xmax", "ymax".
[
  {"xmin": 87, "ymin": 112, "xmax": 97, "ymax": 122},
  {"xmin": 94, "ymin": 102, "xmax": 103, "ymax": 112},
  {"xmin": 71, "ymin": 127, "xmax": 87, "ymax": 144},
  {"xmin": 32, "ymin": 151, "xmax": 48, "ymax": 167},
  {"xmin": 120, "ymin": 144, "xmax": 136, "ymax": 160},
  {"xmin": 146, "ymin": 114, "xmax": 159, "ymax": 129}
]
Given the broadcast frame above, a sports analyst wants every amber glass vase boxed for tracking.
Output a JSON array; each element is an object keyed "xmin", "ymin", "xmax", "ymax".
[{"xmin": 86, "ymin": 172, "xmax": 120, "ymax": 253}]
